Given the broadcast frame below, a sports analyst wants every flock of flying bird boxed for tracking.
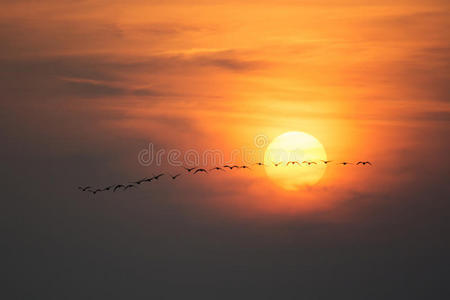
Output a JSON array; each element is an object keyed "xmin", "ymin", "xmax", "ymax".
[{"xmin": 78, "ymin": 160, "xmax": 372, "ymax": 195}]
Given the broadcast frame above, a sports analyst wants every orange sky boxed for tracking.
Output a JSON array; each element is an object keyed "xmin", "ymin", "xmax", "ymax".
[
  {"xmin": 3, "ymin": 2, "xmax": 450, "ymax": 298},
  {"xmin": 1, "ymin": 0, "xmax": 449, "ymax": 215}
]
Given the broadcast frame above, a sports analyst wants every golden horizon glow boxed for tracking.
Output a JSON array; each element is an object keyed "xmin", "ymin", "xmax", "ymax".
[{"xmin": 264, "ymin": 131, "xmax": 327, "ymax": 191}]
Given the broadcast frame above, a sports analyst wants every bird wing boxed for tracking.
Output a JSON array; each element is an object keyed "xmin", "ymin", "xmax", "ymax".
[{"xmin": 113, "ymin": 185, "xmax": 123, "ymax": 191}]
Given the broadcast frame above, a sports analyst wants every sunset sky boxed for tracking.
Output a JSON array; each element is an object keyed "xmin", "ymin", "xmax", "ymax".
[{"xmin": 2, "ymin": 0, "xmax": 449, "ymax": 298}]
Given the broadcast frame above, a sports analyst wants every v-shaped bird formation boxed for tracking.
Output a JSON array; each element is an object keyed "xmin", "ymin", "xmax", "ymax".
[{"xmin": 78, "ymin": 160, "xmax": 372, "ymax": 195}]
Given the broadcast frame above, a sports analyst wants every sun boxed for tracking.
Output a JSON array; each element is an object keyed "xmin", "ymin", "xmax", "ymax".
[{"xmin": 264, "ymin": 131, "xmax": 327, "ymax": 191}]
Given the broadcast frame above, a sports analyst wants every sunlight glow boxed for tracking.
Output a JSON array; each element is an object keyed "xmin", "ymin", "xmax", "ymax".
[{"xmin": 264, "ymin": 131, "xmax": 327, "ymax": 191}]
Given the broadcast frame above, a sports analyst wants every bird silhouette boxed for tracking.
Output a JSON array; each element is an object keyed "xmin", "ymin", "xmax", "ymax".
[
  {"xmin": 104, "ymin": 184, "xmax": 117, "ymax": 190},
  {"xmin": 88, "ymin": 189, "xmax": 102, "ymax": 194},
  {"xmin": 253, "ymin": 162, "xmax": 265, "ymax": 166},
  {"xmin": 78, "ymin": 186, "xmax": 91, "ymax": 191},
  {"xmin": 183, "ymin": 167, "xmax": 197, "ymax": 172},
  {"xmin": 124, "ymin": 184, "xmax": 135, "ymax": 190},
  {"xmin": 303, "ymin": 161, "xmax": 317, "ymax": 165},
  {"xmin": 209, "ymin": 167, "xmax": 225, "ymax": 171},
  {"xmin": 153, "ymin": 173, "xmax": 165, "ymax": 180},
  {"xmin": 356, "ymin": 161, "xmax": 372, "ymax": 166},
  {"xmin": 287, "ymin": 161, "xmax": 300, "ymax": 166},
  {"xmin": 321, "ymin": 160, "xmax": 332, "ymax": 164},
  {"xmin": 272, "ymin": 161, "xmax": 282, "ymax": 167},
  {"xmin": 224, "ymin": 165, "xmax": 239, "ymax": 169},
  {"xmin": 169, "ymin": 173, "xmax": 182, "ymax": 179},
  {"xmin": 130, "ymin": 178, "xmax": 148, "ymax": 185},
  {"xmin": 194, "ymin": 168, "xmax": 208, "ymax": 174},
  {"xmin": 240, "ymin": 165, "xmax": 251, "ymax": 170},
  {"xmin": 113, "ymin": 184, "xmax": 125, "ymax": 192},
  {"xmin": 339, "ymin": 162, "xmax": 352, "ymax": 165}
]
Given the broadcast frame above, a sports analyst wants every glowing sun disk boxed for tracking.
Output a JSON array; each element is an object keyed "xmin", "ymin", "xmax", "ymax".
[{"xmin": 264, "ymin": 131, "xmax": 327, "ymax": 191}]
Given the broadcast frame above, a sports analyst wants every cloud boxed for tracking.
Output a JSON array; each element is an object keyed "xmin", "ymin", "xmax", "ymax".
[
  {"xmin": 411, "ymin": 110, "xmax": 450, "ymax": 122},
  {"xmin": 341, "ymin": 44, "xmax": 450, "ymax": 103},
  {"xmin": 0, "ymin": 50, "xmax": 265, "ymax": 104},
  {"xmin": 59, "ymin": 77, "xmax": 168, "ymax": 98},
  {"xmin": 196, "ymin": 57, "xmax": 263, "ymax": 71}
]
